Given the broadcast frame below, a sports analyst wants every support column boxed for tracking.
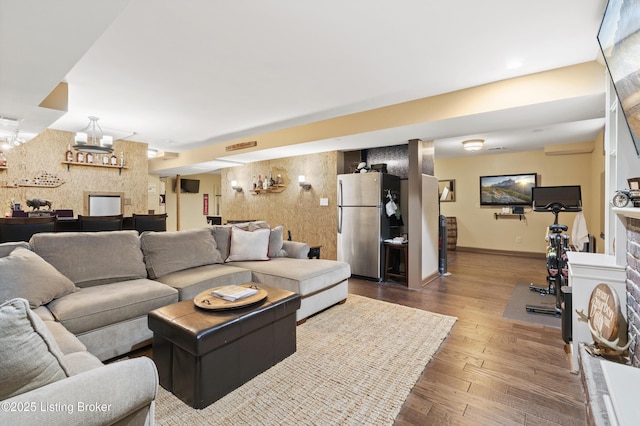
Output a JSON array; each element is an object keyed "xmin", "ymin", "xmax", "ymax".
[{"xmin": 407, "ymin": 139, "xmax": 439, "ymax": 288}]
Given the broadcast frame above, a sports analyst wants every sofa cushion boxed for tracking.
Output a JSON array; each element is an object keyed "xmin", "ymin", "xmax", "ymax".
[
  {"xmin": 155, "ymin": 263, "xmax": 253, "ymax": 300},
  {"xmin": 0, "ymin": 241, "xmax": 30, "ymax": 258},
  {"xmin": 0, "ymin": 298, "xmax": 70, "ymax": 400},
  {"xmin": 141, "ymin": 228, "xmax": 223, "ymax": 279},
  {"xmin": 231, "ymin": 258, "xmax": 351, "ymax": 296},
  {"xmin": 47, "ymin": 279, "xmax": 179, "ymax": 335},
  {"xmin": 43, "ymin": 320, "xmax": 87, "ymax": 355},
  {"xmin": 30, "ymin": 231, "xmax": 147, "ymax": 288},
  {"xmin": 0, "ymin": 247, "xmax": 76, "ymax": 308},
  {"xmin": 226, "ymin": 226, "xmax": 270, "ymax": 262}
]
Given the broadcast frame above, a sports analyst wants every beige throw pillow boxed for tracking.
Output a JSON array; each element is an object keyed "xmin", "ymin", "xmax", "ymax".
[
  {"xmin": 0, "ymin": 247, "xmax": 76, "ymax": 308},
  {"xmin": 226, "ymin": 226, "xmax": 271, "ymax": 262},
  {"xmin": 0, "ymin": 298, "xmax": 70, "ymax": 400}
]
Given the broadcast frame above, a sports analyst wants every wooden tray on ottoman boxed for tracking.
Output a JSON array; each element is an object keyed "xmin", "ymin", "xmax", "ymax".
[{"xmin": 194, "ymin": 284, "xmax": 268, "ymax": 310}]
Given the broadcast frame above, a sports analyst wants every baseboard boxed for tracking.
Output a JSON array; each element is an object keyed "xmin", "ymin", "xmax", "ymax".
[{"xmin": 454, "ymin": 246, "xmax": 545, "ymax": 259}]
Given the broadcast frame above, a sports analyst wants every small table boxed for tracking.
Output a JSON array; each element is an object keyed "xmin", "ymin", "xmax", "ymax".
[
  {"xmin": 148, "ymin": 284, "xmax": 301, "ymax": 409},
  {"xmin": 384, "ymin": 242, "xmax": 408, "ymax": 283}
]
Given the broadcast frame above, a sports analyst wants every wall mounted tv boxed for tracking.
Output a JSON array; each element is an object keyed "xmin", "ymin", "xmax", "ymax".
[
  {"xmin": 479, "ymin": 173, "xmax": 537, "ymax": 206},
  {"xmin": 598, "ymin": 0, "xmax": 640, "ymax": 155},
  {"xmin": 174, "ymin": 178, "xmax": 200, "ymax": 193}
]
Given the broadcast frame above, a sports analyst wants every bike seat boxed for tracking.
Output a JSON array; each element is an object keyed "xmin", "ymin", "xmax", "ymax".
[{"xmin": 549, "ymin": 224, "xmax": 568, "ymax": 232}]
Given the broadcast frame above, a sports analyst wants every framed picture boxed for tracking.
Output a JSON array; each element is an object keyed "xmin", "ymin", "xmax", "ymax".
[
  {"xmin": 479, "ymin": 173, "xmax": 536, "ymax": 206},
  {"xmin": 598, "ymin": 0, "xmax": 640, "ymax": 155},
  {"xmin": 438, "ymin": 179, "xmax": 455, "ymax": 202}
]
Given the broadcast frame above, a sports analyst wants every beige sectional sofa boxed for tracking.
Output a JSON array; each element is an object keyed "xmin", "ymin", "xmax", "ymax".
[{"xmin": 0, "ymin": 221, "xmax": 350, "ymax": 425}]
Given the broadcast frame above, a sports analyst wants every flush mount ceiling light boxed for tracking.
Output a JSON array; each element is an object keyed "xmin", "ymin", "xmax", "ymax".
[
  {"xmin": 74, "ymin": 116, "xmax": 114, "ymax": 153},
  {"xmin": 462, "ymin": 139, "xmax": 484, "ymax": 151}
]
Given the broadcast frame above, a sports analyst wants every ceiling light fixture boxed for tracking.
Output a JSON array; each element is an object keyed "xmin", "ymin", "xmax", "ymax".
[
  {"xmin": 73, "ymin": 116, "xmax": 114, "ymax": 153},
  {"xmin": 462, "ymin": 139, "xmax": 484, "ymax": 151},
  {"xmin": 3, "ymin": 129, "xmax": 26, "ymax": 148}
]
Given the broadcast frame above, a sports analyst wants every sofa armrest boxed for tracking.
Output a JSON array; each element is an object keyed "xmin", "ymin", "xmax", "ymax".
[
  {"xmin": 282, "ymin": 241, "xmax": 310, "ymax": 259},
  {"xmin": 0, "ymin": 358, "xmax": 158, "ymax": 426}
]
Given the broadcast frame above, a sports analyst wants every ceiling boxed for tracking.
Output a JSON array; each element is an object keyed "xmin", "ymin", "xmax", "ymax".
[{"xmin": 0, "ymin": 0, "xmax": 609, "ymax": 175}]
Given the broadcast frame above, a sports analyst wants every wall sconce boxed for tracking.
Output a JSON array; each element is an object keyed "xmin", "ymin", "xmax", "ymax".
[
  {"xmin": 298, "ymin": 175, "xmax": 311, "ymax": 190},
  {"xmin": 231, "ymin": 180, "xmax": 243, "ymax": 192}
]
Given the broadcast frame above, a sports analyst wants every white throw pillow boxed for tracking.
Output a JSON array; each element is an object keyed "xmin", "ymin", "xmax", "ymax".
[{"xmin": 226, "ymin": 226, "xmax": 271, "ymax": 262}]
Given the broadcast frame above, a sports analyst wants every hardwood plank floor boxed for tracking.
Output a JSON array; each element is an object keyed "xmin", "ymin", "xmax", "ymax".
[{"xmin": 347, "ymin": 251, "xmax": 587, "ymax": 425}]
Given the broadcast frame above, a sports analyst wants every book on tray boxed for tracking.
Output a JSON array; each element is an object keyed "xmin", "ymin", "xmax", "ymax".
[{"xmin": 211, "ymin": 285, "xmax": 258, "ymax": 301}]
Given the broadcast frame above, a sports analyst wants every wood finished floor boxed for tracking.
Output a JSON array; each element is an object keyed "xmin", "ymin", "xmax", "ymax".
[{"xmin": 348, "ymin": 251, "xmax": 587, "ymax": 426}]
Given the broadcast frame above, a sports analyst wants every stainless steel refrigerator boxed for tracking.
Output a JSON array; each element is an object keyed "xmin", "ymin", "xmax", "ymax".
[{"xmin": 337, "ymin": 172, "xmax": 401, "ymax": 280}]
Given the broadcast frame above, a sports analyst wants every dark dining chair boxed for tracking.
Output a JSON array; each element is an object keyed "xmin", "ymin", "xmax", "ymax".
[
  {"xmin": 0, "ymin": 216, "xmax": 57, "ymax": 243},
  {"xmin": 78, "ymin": 214, "xmax": 124, "ymax": 232},
  {"xmin": 132, "ymin": 213, "xmax": 167, "ymax": 233}
]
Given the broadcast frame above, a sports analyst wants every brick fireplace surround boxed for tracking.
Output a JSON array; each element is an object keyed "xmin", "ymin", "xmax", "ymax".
[{"xmin": 625, "ymin": 218, "xmax": 640, "ymax": 367}]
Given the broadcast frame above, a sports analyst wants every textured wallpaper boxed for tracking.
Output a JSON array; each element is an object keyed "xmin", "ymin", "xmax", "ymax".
[
  {"xmin": 0, "ymin": 129, "xmax": 148, "ymax": 217},
  {"xmin": 221, "ymin": 151, "xmax": 339, "ymax": 260}
]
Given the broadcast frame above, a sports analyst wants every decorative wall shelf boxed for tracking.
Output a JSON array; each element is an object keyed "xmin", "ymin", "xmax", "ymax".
[
  {"xmin": 62, "ymin": 161, "xmax": 127, "ymax": 175},
  {"xmin": 494, "ymin": 212, "xmax": 526, "ymax": 221},
  {"xmin": 249, "ymin": 184, "xmax": 286, "ymax": 195},
  {"xmin": 0, "ymin": 166, "xmax": 7, "ymax": 170}
]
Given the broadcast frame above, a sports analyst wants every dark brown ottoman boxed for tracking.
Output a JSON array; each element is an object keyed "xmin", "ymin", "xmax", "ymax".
[{"xmin": 148, "ymin": 285, "xmax": 301, "ymax": 409}]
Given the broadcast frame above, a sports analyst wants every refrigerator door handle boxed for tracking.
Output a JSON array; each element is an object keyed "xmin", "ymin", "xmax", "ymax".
[{"xmin": 338, "ymin": 179, "xmax": 343, "ymax": 234}]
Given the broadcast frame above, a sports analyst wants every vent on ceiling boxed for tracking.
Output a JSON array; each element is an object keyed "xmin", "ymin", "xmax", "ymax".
[
  {"xmin": 0, "ymin": 115, "xmax": 22, "ymax": 127},
  {"xmin": 487, "ymin": 146, "xmax": 507, "ymax": 151}
]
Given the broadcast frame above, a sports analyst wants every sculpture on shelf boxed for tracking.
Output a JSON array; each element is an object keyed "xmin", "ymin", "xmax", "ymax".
[{"xmin": 26, "ymin": 198, "xmax": 52, "ymax": 211}]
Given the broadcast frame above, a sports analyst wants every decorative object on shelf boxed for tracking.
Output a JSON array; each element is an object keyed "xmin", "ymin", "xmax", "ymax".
[
  {"xmin": 26, "ymin": 198, "xmax": 52, "ymax": 211},
  {"xmin": 11, "ymin": 171, "xmax": 65, "ymax": 188},
  {"xmin": 231, "ymin": 180, "xmax": 243, "ymax": 192},
  {"xmin": 462, "ymin": 138, "xmax": 484, "ymax": 151},
  {"xmin": 73, "ymin": 116, "xmax": 114, "ymax": 154},
  {"xmin": 298, "ymin": 175, "xmax": 311, "ymax": 190},
  {"xmin": 611, "ymin": 177, "xmax": 640, "ymax": 208}
]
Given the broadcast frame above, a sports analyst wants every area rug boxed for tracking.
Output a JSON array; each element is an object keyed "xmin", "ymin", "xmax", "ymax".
[
  {"xmin": 155, "ymin": 294, "xmax": 457, "ymax": 425},
  {"xmin": 503, "ymin": 283, "xmax": 561, "ymax": 328}
]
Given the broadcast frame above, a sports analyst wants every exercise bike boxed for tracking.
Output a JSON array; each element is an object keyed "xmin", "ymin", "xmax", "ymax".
[{"xmin": 526, "ymin": 186, "xmax": 582, "ymax": 316}]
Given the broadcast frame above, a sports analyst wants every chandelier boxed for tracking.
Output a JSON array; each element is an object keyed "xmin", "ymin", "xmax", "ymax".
[
  {"xmin": 2, "ymin": 129, "xmax": 26, "ymax": 148},
  {"xmin": 74, "ymin": 116, "xmax": 114, "ymax": 153}
]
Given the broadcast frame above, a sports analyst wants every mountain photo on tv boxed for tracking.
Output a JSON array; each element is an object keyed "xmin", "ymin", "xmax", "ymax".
[{"xmin": 480, "ymin": 173, "xmax": 537, "ymax": 206}]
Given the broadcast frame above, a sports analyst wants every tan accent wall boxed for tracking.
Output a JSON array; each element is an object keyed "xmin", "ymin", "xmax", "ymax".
[
  {"xmin": 435, "ymin": 144, "xmax": 604, "ymax": 254},
  {"xmin": 220, "ymin": 151, "xmax": 339, "ymax": 260},
  {"xmin": 161, "ymin": 173, "xmax": 221, "ymax": 231},
  {"xmin": 0, "ymin": 129, "xmax": 148, "ymax": 217}
]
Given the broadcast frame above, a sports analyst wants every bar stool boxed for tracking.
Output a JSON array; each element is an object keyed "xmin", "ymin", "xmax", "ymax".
[{"xmin": 384, "ymin": 241, "xmax": 408, "ymax": 283}]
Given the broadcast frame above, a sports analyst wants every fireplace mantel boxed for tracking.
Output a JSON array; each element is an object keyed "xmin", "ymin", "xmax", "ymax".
[{"xmin": 613, "ymin": 207, "xmax": 640, "ymax": 220}]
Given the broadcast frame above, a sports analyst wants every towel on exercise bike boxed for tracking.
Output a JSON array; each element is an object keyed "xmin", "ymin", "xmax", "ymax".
[{"xmin": 571, "ymin": 211, "xmax": 589, "ymax": 251}]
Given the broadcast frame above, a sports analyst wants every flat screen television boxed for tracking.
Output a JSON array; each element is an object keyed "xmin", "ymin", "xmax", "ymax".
[
  {"xmin": 174, "ymin": 178, "xmax": 200, "ymax": 193},
  {"xmin": 479, "ymin": 173, "xmax": 536, "ymax": 206},
  {"xmin": 597, "ymin": 0, "xmax": 640, "ymax": 155}
]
